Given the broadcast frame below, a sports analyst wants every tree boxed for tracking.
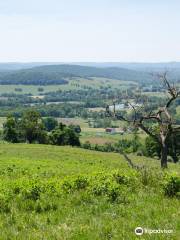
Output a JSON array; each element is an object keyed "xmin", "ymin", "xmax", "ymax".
[
  {"xmin": 69, "ymin": 124, "xmax": 81, "ymax": 134},
  {"xmin": 3, "ymin": 111, "xmax": 48, "ymax": 144},
  {"xmin": 21, "ymin": 110, "xmax": 47, "ymax": 143},
  {"xmin": 145, "ymin": 128, "xmax": 180, "ymax": 162},
  {"xmin": 3, "ymin": 116, "xmax": 19, "ymax": 143},
  {"xmin": 169, "ymin": 128, "xmax": 180, "ymax": 163},
  {"xmin": 106, "ymin": 73, "xmax": 180, "ymax": 168},
  {"xmin": 42, "ymin": 117, "xmax": 58, "ymax": 132},
  {"xmin": 49, "ymin": 123, "xmax": 80, "ymax": 146},
  {"xmin": 64, "ymin": 128, "xmax": 80, "ymax": 146},
  {"xmin": 145, "ymin": 135, "xmax": 161, "ymax": 159}
]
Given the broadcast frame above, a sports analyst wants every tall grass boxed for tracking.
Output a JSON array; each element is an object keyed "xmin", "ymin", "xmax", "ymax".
[{"xmin": 0, "ymin": 144, "xmax": 179, "ymax": 239}]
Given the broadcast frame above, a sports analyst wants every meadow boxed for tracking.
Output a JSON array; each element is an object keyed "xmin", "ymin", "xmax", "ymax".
[
  {"xmin": 0, "ymin": 85, "xmax": 63, "ymax": 95},
  {"xmin": 0, "ymin": 143, "xmax": 179, "ymax": 240},
  {"xmin": 0, "ymin": 77, "xmax": 138, "ymax": 96},
  {"xmin": 70, "ymin": 77, "xmax": 137, "ymax": 90},
  {"xmin": 0, "ymin": 65, "xmax": 179, "ymax": 239},
  {"xmin": 80, "ymin": 130, "xmax": 146, "ymax": 145}
]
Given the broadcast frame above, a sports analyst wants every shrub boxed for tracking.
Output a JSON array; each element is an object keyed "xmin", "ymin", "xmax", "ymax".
[
  {"xmin": 38, "ymin": 87, "xmax": 44, "ymax": 92},
  {"xmin": 61, "ymin": 179, "xmax": 74, "ymax": 193},
  {"xmin": 22, "ymin": 185, "xmax": 41, "ymax": 201},
  {"xmin": 74, "ymin": 176, "xmax": 89, "ymax": 190},
  {"xmin": 164, "ymin": 174, "xmax": 180, "ymax": 198},
  {"xmin": 82, "ymin": 141, "xmax": 91, "ymax": 150},
  {"xmin": 113, "ymin": 172, "xmax": 130, "ymax": 185},
  {"xmin": 0, "ymin": 196, "xmax": 11, "ymax": 213},
  {"xmin": 106, "ymin": 183, "xmax": 121, "ymax": 202}
]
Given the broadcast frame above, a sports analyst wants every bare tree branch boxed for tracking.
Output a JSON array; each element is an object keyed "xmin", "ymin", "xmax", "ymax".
[{"xmin": 106, "ymin": 72, "xmax": 180, "ymax": 168}]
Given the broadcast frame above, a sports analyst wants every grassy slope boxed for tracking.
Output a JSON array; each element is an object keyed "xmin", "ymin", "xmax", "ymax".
[
  {"xmin": 0, "ymin": 77, "xmax": 136, "ymax": 95},
  {"xmin": 80, "ymin": 131, "xmax": 147, "ymax": 145},
  {"xmin": 0, "ymin": 144, "xmax": 179, "ymax": 240},
  {"xmin": 0, "ymin": 83, "xmax": 77, "ymax": 95}
]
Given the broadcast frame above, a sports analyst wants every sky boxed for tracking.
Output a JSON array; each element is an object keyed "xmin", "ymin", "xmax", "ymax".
[{"xmin": 0, "ymin": 0, "xmax": 180, "ymax": 62}]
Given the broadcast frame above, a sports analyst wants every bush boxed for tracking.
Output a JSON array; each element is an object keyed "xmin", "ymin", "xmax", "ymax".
[
  {"xmin": 0, "ymin": 196, "xmax": 11, "ymax": 213},
  {"xmin": 136, "ymin": 150, "xmax": 143, "ymax": 156},
  {"xmin": 15, "ymin": 88, "xmax": 22, "ymax": 92},
  {"xmin": 22, "ymin": 185, "xmax": 41, "ymax": 201},
  {"xmin": 74, "ymin": 176, "xmax": 89, "ymax": 190},
  {"xmin": 164, "ymin": 174, "xmax": 180, "ymax": 198},
  {"xmin": 38, "ymin": 87, "xmax": 44, "ymax": 92},
  {"xmin": 82, "ymin": 141, "xmax": 91, "ymax": 150}
]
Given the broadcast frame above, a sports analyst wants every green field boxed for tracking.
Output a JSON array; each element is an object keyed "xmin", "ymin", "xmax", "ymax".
[
  {"xmin": 70, "ymin": 77, "xmax": 138, "ymax": 90},
  {"xmin": 0, "ymin": 143, "xmax": 179, "ymax": 239},
  {"xmin": 0, "ymin": 77, "xmax": 138, "ymax": 96},
  {"xmin": 143, "ymin": 92, "xmax": 166, "ymax": 97},
  {"xmin": 57, "ymin": 117, "xmax": 89, "ymax": 128},
  {"xmin": 176, "ymin": 106, "xmax": 180, "ymax": 115},
  {"xmin": 80, "ymin": 131, "xmax": 146, "ymax": 145},
  {"xmin": 0, "ymin": 84, "xmax": 73, "ymax": 95}
]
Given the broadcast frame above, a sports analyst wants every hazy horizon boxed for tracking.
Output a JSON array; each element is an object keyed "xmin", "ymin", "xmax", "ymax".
[
  {"xmin": 0, "ymin": 0, "xmax": 180, "ymax": 62},
  {"xmin": 0, "ymin": 61, "xmax": 180, "ymax": 64}
]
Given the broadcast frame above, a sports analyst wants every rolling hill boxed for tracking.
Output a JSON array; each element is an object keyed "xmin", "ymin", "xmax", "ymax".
[
  {"xmin": 0, "ymin": 63, "xmax": 179, "ymax": 85},
  {"xmin": 0, "ymin": 64, "xmax": 153, "ymax": 85}
]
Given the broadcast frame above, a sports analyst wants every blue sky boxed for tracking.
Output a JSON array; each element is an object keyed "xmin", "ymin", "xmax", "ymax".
[{"xmin": 0, "ymin": 0, "xmax": 180, "ymax": 62}]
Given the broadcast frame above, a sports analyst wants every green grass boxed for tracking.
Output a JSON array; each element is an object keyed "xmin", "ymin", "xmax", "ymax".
[
  {"xmin": 0, "ymin": 143, "xmax": 179, "ymax": 239},
  {"xmin": 71, "ymin": 77, "xmax": 138, "ymax": 90},
  {"xmin": 0, "ymin": 84, "xmax": 54, "ymax": 95},
  {"xmin": 57, "ymin": 117, "xmax": 89, "ymax": 128},
  {"xmin": 0, "ymin": 77, "xmax": 138, "ymax": 96},
  {"xmin": 80, "ymin": 130, "xmax": 146, "ymax": 144},
  {"xmin": 176, "ymin": 106, "xmax": 180, "ymax": 114},
  {"xmin": 0, "ymin": 81, "xmax": 94, "ymax": 95},
  {"xmin": 143, "ymin": 92, "xmax": 166, "ymax": 97}
]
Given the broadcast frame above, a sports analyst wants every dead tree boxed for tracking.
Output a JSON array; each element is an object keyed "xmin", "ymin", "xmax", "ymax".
[{"xmin": 106, "ymin": 72, "xmax": 179, "ymax": 169}]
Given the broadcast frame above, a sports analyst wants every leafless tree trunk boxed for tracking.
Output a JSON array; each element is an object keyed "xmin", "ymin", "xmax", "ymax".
[
  {"xmin": 106, "ymin": 72, "xmax": 179, "ymax": 169},
  {"xmin": 161, "ymin": 141, "xmax": 168, "ymax": 168}
]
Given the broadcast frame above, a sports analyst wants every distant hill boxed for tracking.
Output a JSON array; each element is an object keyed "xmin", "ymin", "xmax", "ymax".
[
  {"xmin": 0, "ymin": 64, "xmax": 153, "ymax": 85},
  {"xmin": 76, "ymin": 62, "xmax": 180, "ymax": 70},
  {"xmin": 0, "ymin": 63, "xmax": 44, "ymax": 72},
  {"xmin": 0, "ymin": 63, "xmax": 179, "ymax": 85}
]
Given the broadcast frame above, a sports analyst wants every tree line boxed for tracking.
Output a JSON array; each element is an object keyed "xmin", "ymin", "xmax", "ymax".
[{"xmin": 2, "ymin": 110, "xmax": 80, "ymax": 146}]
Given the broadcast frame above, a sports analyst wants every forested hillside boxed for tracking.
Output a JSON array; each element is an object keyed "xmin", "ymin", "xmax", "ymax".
[{"xmin": 0, "ymin": 64, "xmax": 153, "ymax": 85}]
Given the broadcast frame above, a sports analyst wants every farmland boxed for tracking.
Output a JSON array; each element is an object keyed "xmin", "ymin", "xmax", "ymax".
[
  {"xmin": 0, "ymin": 143, "xmax": 179, "ymax": 239},
  {"xmin": 80, "ymin": 131, "xmax": 146, "ymax": 145},
  {"xmin": 0, "ymin": 77, "xmax": 137, "ymax": 96},
  {"xmin": 0, "ymin": 0, "xmax": 180, "ymax": 237},
  {"xmin": 0, "ymin": 63, "xmax": 179, "ymax": 239},
  {"xmin": 0, "ymin": 115, "xmax": 147, "ymax": 145}
]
